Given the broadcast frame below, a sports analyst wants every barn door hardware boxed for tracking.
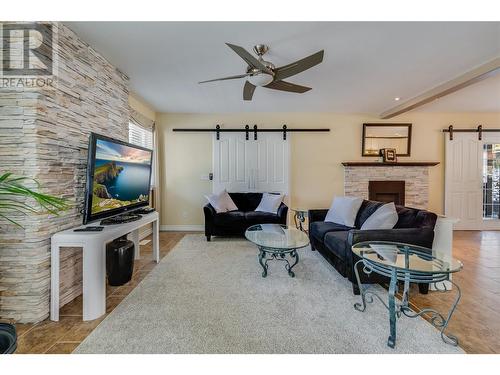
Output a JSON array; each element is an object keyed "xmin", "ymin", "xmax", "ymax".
[
  {"xmin": 443, "ymin": 125, "xmax": 499, "ymax": 141},
  {"xmin": 173, "ymin": 125, "xmax": 331, "ymax": 140}
]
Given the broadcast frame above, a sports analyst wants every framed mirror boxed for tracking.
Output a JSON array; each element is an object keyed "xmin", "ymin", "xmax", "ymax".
[{"xmin": 362, "ymin": 123, "xmax": 412, "ymax": 156}]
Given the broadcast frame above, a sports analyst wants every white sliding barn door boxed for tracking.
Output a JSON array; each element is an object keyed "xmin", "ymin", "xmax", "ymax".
[
  {"xmin": 213, "ymin": 132, "xmax": 290, "ymax": 195},
  {"xmin": 212, "ymin": 132, "xmax": 250, "ymax": 192},
  {"xmin": 445, "ymin": 132, "xmax": 500, "ymax": 230},
  {"xmin": 445, "ymin": 133, "xmax": 482, "ymax": 230},
  {"xmin": 252, "ymin": 132, "xmax": 289, "ymax": 193}
]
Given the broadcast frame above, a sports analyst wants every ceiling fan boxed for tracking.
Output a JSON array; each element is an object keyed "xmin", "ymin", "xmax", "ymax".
[{"xmin": 198, "ymin": 43, "xmax": 324, "ymax": 101}]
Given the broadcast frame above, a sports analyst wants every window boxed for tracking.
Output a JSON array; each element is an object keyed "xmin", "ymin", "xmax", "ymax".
[
  {"xmin": 483, "ymin": 143, "xmax": 500, "ymax": 219},
  {"xmin": 129, "ymin": 121, "xmax": 153, "ymax": 150},
  {"xmin": 128, "ymin": 121, "xmax": 155, "ymax": 186}
]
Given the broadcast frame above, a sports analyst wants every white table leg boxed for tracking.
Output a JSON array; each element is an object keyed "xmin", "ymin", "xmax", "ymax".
[
  {"xmin": 50, "ymin": 242, "xmax": 60, "ymax": 321},
  {"xmin": 82, "ymin": 241, "xmax": 107, "ymax": 321},
  {"xmin": 130, "ymin": 229, "xmax": 140, "ymax": 259},
  {"xmin": 431, "ymin": 217, "xmax": 458, "ymax": 290},
  {"xmin": 153, "ymin": 219, "xmax": 160, "ymax": 263}
]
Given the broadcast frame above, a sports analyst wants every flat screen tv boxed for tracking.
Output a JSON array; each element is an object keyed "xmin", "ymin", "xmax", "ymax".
[{"xmin": 83, "ymin": 133, "xmax": 153, "ymax": 224}]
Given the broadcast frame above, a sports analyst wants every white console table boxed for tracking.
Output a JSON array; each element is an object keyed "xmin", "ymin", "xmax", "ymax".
[{"xmin": 50, "ymin": 212, "xmax": 160, "ymax": 321}]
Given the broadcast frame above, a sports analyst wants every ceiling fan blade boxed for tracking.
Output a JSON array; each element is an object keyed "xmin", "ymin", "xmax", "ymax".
[
  {"xmin": 198, "ymin": 73, "xmax": 250, "ymax": 84},
  {"xmin": 274, "ymin": 50, "xmax": 324, "ymax": 81},
  {"xmin": 226, "ymin": 43, "xmax": 273, "ymax": 74},
  {"xmin": 264, "ymin": 80, "xmax": 312, "ymax": 93},
  {"xmin": 243, "ymin": 81, "xmax": 256, "ymax": 101}
]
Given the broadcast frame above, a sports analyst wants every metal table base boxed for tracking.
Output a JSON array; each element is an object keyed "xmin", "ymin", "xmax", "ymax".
[
  {"xmin": 258, "ymin": 246, "xmax": 299, "ymax": 278},
  {"xmin": 353, "ymin": 259, "xmax": 461, "ymax": 348}
]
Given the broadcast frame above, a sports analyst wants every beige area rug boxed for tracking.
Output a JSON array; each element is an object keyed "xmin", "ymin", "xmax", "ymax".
[{"xmin": 75, "ymin": 234, "xmax": 464, "ymax": 353}]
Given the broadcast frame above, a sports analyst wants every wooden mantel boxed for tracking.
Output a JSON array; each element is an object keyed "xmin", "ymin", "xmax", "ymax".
[{"xmin": 342, "ymin": 161, "xmax": 440, "ymax": 167}]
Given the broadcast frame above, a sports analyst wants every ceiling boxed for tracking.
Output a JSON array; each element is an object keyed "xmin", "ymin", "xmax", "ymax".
[{"xmin": 65, "ymin": 22, "xmax": 500, "ymax": 114}]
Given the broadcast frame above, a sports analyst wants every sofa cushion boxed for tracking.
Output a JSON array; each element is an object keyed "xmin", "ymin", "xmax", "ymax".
[
  {"xmin": 214, "ymin": 211, "xmax": 246, "ymax": 225},
  {"xmin": 325, "ymin": 196, "xmax": 363, "ymax": 227},
  {"xmin": 324, "ymin": 231, "xmax": 350, "ymax": 261},
  {"xmin": 229, "ymin": 192, "xmax": 263, "ymax": 211},
  {"xmin": 245, "ymin": 210, "xmax": 280, "ymax": 225},
  {"xmin": 415, "ymin": 210, "xmax": 438, "ymax": 229},
  {"xmin": 354, "ymin": 200, "xmax": 384, "ymax": 229},
  {"xmin": 310, "ymin": 221, "xmax": 353, "ymax": 242},
  {"xmin": 394, "ymin": 206, "xmax": 420, "ymax": 228}
]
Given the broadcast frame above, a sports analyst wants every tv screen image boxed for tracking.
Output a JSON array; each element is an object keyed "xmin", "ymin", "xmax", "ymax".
[{"xmin": 84, "ymin": 133, "xmax": 153, "ymax": 224}]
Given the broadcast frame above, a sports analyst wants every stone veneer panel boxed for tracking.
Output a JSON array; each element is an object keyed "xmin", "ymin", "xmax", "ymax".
[
  {"xmin": 0, "ymin": 23, "xmax": 129, "ymax": 322},
  {"xmin": 344, "ymin": 166, "xmax": 429, "ymax": 209}
]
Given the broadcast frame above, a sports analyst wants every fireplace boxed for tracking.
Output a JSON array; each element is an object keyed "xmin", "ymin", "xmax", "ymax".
[
  {"xmin": 369, "ymin": 180, "xmax": 405, "ymax": 205},
  {"xmin": 342, "ymin": 162, "xmax": 439, "ymax": 209}
]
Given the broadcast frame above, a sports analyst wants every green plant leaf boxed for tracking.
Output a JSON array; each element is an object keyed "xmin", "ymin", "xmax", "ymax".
[{"xmin": 0, "ymin": 172, "xmax": 71, "ymax": 228}]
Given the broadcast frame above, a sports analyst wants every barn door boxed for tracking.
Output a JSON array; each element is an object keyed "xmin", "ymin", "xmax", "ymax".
[
  {"xmin": 445, "ymin": 132, "xmax": 500, "ymax": 230},
  {"xmin": 212, "ymin": 131, "xmax": 289, "ymax": 195},
  {"xmin": 212, "ymin": 131, "xmax": 250, "ymax": 193}
]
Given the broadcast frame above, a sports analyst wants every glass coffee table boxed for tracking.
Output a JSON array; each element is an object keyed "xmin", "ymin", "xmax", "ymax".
[
  {"xmin": 245, "ymin": 224, "xmax": 310, "ymax": 278},
  {"xmin": 352, "ymin": 241, "xmax": 463, "ymax": 349}
]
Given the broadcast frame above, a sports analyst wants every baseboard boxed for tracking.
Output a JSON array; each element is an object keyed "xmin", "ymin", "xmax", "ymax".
[{"xmin": 160, "ymin": 225, "xmax": 204, "ymax": 232}]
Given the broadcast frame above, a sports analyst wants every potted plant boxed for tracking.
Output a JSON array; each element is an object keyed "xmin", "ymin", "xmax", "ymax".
[{"xmin": 0, "ymin": 172, "xmax": 69, "ymax": 354}]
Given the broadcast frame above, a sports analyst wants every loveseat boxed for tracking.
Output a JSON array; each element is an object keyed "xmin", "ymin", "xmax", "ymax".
[
  {"xmin": 204, "ymin": 192, "xmax": 288, "ymax": 241},
  {"xmin": 308, "ymin": 199, "xmax": 437, "ymax": 294}
]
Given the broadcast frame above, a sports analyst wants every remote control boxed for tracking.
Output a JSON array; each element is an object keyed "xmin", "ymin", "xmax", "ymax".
[{"xmin": 74, "ymin": 226, "xmax": 104, "ymax": 232}]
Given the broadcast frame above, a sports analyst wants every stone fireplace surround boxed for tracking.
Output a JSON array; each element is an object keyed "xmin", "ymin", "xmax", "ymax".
[{"xmin": 342, "ymin": 162, "xmax": 439, "ymax": 209}]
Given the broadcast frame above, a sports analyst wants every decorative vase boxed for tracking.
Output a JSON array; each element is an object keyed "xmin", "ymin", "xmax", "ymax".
[{"xmin": 106, "ymin": 235, "xmax": 135, "ymax": 286}]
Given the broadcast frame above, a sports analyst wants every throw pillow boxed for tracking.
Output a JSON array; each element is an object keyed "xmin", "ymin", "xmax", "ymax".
[
  {"xmin": 255, "ymin": 192, "xmax": 283, "ymax": 214},
  {"xmin": 361, "ymin": 202, "xmax": 398, "ymax": 230},
  {"xmin": 205, "ymin": 190, "xmax": 238, "ymax": 213},
  {"xmin": 219, "ymin": 190, "xmax": 238, "ymax": 212},
  {"xmin": 324, "ymin": 196, "xmax": 363, "ymax": 227}
]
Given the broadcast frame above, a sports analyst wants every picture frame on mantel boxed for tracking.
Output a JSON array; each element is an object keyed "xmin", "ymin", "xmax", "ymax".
[
  {"xmin": 381, "ymin": 148, "xmax": 397, "ymax": 163},
  {"xmin": 362, "ymin": 123, "xmax": 412, "ymax": 157}
]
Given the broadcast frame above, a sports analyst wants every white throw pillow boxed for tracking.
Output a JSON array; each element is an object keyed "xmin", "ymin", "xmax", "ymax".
[
  {"xmin": 219, "ymin": 190, "xmax": 238, "ymax": 212},
  {"xmin": 205, "ymin": 190, "xmax": 238, "ymax": 213},
  {"xmin": 361, "ymin": 202, "xmax": 398, "ymax": 230},
  {"xmin": 255, "ymin": 193, "xmax": 283, "ymax": 214},
  {"xmin": 324, "ymin": 196, "xmax": 363, "ymax": 227}
]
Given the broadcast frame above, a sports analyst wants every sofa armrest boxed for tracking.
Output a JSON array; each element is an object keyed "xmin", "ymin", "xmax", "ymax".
[
  {"xmin": 277, "ymin": 202, "xmax": 288, "ymax": 223},
  {"xmin": 347, "ymin": 227, "xmax": 435, "ymax": 250},
  {"xmin": 308, "ymin": 209, "xmax": 328, "ymax": 224},
  {"xmin": 342, "ymin": 227, "xmax": 435, "ymax": 283},
  {"xmin": 203, "ymin": 203, "xmax": 218, "ymax": 237},
  {"xmin": 203, "ymin": 203, "xmax": 217, "ymax": 217}
]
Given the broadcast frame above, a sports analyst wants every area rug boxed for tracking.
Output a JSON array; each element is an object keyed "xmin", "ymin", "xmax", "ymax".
[{"xmin": 74, "ymin": 234, "xmax": 464, "ymax": 354}]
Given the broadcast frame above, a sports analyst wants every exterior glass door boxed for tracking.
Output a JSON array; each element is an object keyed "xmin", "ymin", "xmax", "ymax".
[{"xmin": 483, "ymin": 143, "xmax": 500, "ymax": 219}]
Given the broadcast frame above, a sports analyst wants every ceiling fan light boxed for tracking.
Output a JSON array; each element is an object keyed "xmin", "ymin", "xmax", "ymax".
[{"xmin": 248, "ymin": 72, "xmax": 274, "ymax": 87}]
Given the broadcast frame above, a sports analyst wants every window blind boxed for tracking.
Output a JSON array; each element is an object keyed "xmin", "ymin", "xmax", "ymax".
[
  {"xmin": 129, "ymin": 122, "xmax": 153, "ymax": 150},
  {"xmin": 128, "ymin": 121, "xmax": 155, "ymax": 186}
]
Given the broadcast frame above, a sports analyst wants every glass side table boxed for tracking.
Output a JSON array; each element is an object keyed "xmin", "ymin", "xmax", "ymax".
[
  {"xmin": 352, "ymin": 241, "xmax": 463, "ymax": 349},
  {"xmin": 291, "ymin": 208, "xmax": 308, "ymax": 233}
]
